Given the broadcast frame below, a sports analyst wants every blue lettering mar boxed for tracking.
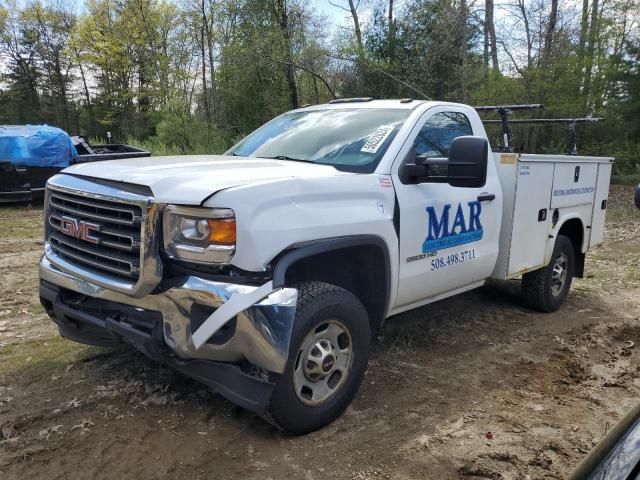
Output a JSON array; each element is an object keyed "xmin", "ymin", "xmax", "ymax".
[{"xmin": 422, "ymin": 201, "xmax": 483, "ymax": 254}]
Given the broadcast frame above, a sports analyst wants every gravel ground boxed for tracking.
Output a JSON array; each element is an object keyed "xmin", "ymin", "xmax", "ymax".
[{"xmin": 0, "ymin": 185, "xmax": 639, "ymax": 479}]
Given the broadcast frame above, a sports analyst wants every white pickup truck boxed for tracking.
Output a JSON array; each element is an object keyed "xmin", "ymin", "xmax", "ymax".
[{"xmin": 39, "ymin": 99, "xmax": 612, "ymax": 433}]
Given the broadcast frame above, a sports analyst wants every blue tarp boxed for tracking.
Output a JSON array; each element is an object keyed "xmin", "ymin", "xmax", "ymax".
[{"xmin": 0, "ymin": 125, "xmax": 77, "ymax": 168}]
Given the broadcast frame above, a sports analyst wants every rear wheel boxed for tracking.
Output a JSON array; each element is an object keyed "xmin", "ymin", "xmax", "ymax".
[
  {"xmin": 522, "ymin": 234, "xmax": 575, "ymax": 312},
  {"xmin": 267, "ymin": 282, "xmax": 370, "ymax": 435}
]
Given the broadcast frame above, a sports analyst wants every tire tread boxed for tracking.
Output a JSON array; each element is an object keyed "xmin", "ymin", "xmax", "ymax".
[
  {"xmin": 522, "ymin": 235, "xmax": 574, "ymax": 313},
  {"xmin": 266, "ymin": 281, "xmax": 370, "ymax": 435}
]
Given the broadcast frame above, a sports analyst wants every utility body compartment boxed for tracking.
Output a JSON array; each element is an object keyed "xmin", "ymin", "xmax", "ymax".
[{"xmin": 491, "ymin": 153, "xmax": 613, "ymax": 280}]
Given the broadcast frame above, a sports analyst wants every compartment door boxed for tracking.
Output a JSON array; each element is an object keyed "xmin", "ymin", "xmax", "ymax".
[
  {"xmin": 550, "ymin": 163, "xmax": 598, "ymax": 209},
  {"xmin": 588, "ymin": 163, "xmax": 612, "ymax": 248},
  {"xmin": 507, "ymin": 162, "xmax": 554, "ymax": 276}
]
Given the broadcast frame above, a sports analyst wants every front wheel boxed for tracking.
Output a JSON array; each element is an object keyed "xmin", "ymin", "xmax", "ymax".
[
  {"xmin": 521, "ymin": 234, "xmax": 575, "ymax": 312},
  {"xmin": 267, "ymin": 282, "xmax": 371, "ymax": 435}
]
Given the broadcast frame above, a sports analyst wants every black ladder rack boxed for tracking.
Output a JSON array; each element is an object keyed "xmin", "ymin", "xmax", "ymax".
[{"xmin": 474, "ymin": 104, "xmax": 603, "ymax": 155}]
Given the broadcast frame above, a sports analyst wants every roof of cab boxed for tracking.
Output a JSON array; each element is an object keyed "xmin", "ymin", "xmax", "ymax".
[
  {"xmin": 297, "ymin": 99, "xmax": 433, "ymax": 111},
  {"xmin": 295, "ymin": 99, "xmax": 474, "ymax": 112}
]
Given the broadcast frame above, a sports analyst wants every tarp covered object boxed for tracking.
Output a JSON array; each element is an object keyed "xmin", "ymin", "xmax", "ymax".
[{"xmin": 0, "ymin": 125, "xmax": 77, "ymax": 168}]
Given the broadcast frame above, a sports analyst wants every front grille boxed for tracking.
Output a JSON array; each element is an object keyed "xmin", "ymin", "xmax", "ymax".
[{"xmin": 47, "ymin": 189, "xmax": 144, "ymax": 281}]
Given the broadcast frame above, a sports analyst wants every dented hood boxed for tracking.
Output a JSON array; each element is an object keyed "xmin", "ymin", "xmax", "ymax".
[{"xmin": 63, "ymin": 154, "xmax": 344, "ymax": 204}]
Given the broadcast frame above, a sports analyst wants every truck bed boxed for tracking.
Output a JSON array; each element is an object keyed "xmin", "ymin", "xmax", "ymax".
[
  {"xmin": 492, "ymin": 153, "xmax": 613, "ymax": 280},
  {"xmin": 0, "ymin": 143, "xmax": 150, "ymax": 203}
]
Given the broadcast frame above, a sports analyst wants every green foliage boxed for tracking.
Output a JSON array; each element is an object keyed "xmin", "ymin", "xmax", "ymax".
[
  {"xmin": 0, "ymin": 0, "xmax": 637, "ymax": 173},
  {"xmin": 136, "ymin": 114, "xmax": 230, "ymax": 155},
  {"xmin": 611, "ymin": 175, "xmax": 640, "ymax": 186}
]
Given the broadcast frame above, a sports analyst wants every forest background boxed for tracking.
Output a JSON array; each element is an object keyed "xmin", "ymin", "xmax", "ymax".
[{"xmin": 0, "ymin": 0, "xmax": 638, "ymax": 181}]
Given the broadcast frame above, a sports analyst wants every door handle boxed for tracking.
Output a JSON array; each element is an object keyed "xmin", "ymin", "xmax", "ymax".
[{"xmin": 477, "ymin": 193, "xmax": 496, "ymax": 202}]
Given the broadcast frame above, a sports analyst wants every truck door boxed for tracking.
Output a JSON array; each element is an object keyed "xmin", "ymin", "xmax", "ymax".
[{"xmin": 392, "ymin": 107, "xmax": 503, "ymax": 308}]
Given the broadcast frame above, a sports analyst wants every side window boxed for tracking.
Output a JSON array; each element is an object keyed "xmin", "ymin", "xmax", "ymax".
[{"xmin": 414, "ymin": 112, "xmax": 473, "ymax": 160}]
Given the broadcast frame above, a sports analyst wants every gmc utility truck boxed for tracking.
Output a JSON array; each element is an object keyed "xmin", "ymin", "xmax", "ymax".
[{"xmin": 39, "ymin": 99, "xmax": 612, "ymax": 434}]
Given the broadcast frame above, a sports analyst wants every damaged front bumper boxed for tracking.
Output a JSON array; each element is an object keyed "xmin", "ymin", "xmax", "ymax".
[{"xmin": 39, "ymin": 255, "xmax": 298, "ymax": 412}]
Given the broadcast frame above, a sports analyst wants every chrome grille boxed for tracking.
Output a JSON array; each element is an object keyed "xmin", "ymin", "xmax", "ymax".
[{"xmin": 47, "ymin": 190, "xmax": 143, "ymax": 281}]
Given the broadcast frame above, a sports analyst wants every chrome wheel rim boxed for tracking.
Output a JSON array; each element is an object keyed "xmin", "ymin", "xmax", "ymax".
[
  {"xmin": 551, "ymin": 252, "xmax": 569, "ymax": 296},
  {"xmin": 293, "ymin": 320, "xmax": 353, "ymax": 406}
]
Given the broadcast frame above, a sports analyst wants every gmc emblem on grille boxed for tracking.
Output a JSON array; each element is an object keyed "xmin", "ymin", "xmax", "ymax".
[{"xmin": 58, "ymin": 215, "xmax": 100, "ymax": 244}]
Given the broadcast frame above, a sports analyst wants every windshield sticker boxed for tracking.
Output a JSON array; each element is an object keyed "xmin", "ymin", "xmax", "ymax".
[{"xmin": 361, "ymin": 125, "xmax": 394, "ymax": 154}]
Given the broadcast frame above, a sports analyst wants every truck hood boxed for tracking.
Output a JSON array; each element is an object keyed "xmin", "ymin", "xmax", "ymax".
[{"xmin": 64, "ymin": 154, "xmax": 347, "ymax": 204}]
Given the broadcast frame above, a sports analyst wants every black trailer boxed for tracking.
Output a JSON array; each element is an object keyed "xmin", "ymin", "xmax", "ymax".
[{"xmin": 0, "ymin": 128, "xmax": 149, "ymax": 203}]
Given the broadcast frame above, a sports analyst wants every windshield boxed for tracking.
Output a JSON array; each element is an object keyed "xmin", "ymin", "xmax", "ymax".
[{"xmin": 226, "ymin": 108, "xmax": 411, "ymax": 173}]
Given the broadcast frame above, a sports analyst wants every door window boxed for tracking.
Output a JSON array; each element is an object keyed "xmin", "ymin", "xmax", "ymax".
[{"xmin": 414, "ymin": 112, "xmax": 473, "ymax": 159}]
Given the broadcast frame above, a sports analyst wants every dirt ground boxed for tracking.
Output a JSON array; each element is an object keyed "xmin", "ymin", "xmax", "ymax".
[{"xmin": 1, "ymin": 185, "xmax": 639, "ymax": 480}]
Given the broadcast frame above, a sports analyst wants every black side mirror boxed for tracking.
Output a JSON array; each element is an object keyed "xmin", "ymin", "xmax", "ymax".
[
  {"xmin": 399, "ymin": 147, "xmax": 426, "ymax": 184},
  {"xmin": 447, "ymin": 136, "xmax": 488, "ymax": 188},
  {"xmin": 399, "ymin": 136, "xmax": 488, "ymax": 187}
]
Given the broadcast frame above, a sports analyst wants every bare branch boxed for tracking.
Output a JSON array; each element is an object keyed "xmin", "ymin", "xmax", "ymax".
[
  {"xmin": 498, "ymin": 39, "xmax": 524, "ymax": 77},
  {"xmin": 325, "ymin": 52, "xmax": 431, "ymax": 100},
  {"xmin": 265, "ymin": 56, "xmax": 337, "ymax": 99},
  {"xmin": 327, "ymin": 1, "xmax": 351, "ymax": 12}
]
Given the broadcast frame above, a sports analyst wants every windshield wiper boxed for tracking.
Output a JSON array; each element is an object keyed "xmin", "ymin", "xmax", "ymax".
[{"xmin": 257, "ymin": 155, "xmax": 317, "ymax": 164}]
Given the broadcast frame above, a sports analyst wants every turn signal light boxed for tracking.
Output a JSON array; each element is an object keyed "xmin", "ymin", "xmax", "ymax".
[{"xmin": 207, "ymin": 218, "xmax": 236, "ymax": 245}]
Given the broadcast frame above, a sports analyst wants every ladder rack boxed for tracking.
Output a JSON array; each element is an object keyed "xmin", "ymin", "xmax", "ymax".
[{"xmin": 474, "ymin": 104, "xmax": 602, "ymax": 155}]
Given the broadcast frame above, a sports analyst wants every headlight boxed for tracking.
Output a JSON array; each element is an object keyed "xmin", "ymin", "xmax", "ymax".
[{"xmin": 163, "ymin": 206, "xmax": 236, "ymax": 264}]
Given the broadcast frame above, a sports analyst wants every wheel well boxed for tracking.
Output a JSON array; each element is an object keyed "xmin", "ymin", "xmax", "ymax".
[
  {"xmin": 558, "ymin": 218, "xmax": 585, "ymax": 277},
  {"xmin": 282, "ymin": 245, "xmax": 389, "ymax": 332}
]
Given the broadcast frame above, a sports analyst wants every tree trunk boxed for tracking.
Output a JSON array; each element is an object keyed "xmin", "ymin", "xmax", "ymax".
[
  {"xmin": 75, "ymin": 49, "xmax": 93, "ymax": 126},
  {"xmin": 517, "ymin": 0, "xmax": 532, "ymax": 69},
  {"xmin": 483, "ymin": 5, "xmax": 489, "ymax": 73},
  {"xmin": 387, "ymin": 0, "xmax": 394, "ymax": 59},
  {"xmin": 312, "ymin": 74, "xmax": 319, "ymax": 104},
  {"xmin": 578, "ymin": 0, "xmax": 589, "ymax": 55},
  {"xmin": 275, "ymin": 0, "xmax": 299, "ymax": 109},
  {"xmin": 459, "ymin": 0, "xmax": 469, "ymax": 101},
  {"xmin": 202, "ymin": 0, "xmax": 217, "ymax": 117},
  {"xmin": 347, "ymin": 0, "xmax": 363, "ymax": 52},
  {"xmin": 486, "ymin": 0, "xmax": 499, "ymax": 71},
  {"xmin": 54, "ymin": 54, "xmax": 69, "ymax": 131},
  {"xmin": 200, "ymin": 22, "xmax": 211, "ymax": 120},
  {"xmin": 583, "ymin": 0, "xmax": 599, "ymax": 103},
  {"xmin": 543, "ymin": 0, "xmax": 558, "ymax": 65}
]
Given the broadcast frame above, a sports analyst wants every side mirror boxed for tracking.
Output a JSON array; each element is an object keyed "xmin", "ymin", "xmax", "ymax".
[
  {"xmin": 399, "ymin": 147, "xmax": 427, "ymax": 184},
  {"xmin": 635, "ymin": 184, "xmax": 640, "ymax": 209},
  {"xmin": 447, "ymin": 136, "xmax": 488, "ymax": 188},
  {"xmin": 399, "ymin": 136, "xmax": 489, "ymax": 187}
]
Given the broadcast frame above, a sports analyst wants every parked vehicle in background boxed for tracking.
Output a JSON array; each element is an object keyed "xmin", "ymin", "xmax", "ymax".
[
  {"xmin": 569, "ymin": 402, "xmax": 640, "ymax": 480},
  {"xmin": 38, "ymin": 99, "xmax": 613, "ymax": 433},
  {"xmin": 0, "ymin": 126, "xmax": 149, "ymax": 203},
  {"xmin": 70, "ymin": 135, "xmax": 150, "ymax": 164},
  {"xmin": 634, "ymin": 184, "xmax": 640, "ymax": 209}
]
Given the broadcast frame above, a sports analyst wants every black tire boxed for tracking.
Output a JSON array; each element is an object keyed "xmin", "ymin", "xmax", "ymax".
[
  {"xmin": 521, "ymin": 234, "xmax": 575, "ymax": 312},
  {"xmin": 267, "ymin": 281, "xmax": 371, "ymax": 435}
]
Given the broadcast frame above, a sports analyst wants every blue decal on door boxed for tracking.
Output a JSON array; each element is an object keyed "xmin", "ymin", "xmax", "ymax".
[{"xmin": 422, "ymin": 201, "xmax": 483, "ymax": 253}]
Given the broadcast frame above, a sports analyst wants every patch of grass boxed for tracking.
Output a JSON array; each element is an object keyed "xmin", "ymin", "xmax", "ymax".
[
  {"xmin": 0, "ymin": 336, "xmax": 104, "ymax": 381},
  {"xmin": 606, "ymin": 185, "xmax": 640, "ymax": 223},
  {"xmin": 611, "ymin": 174, "xmax": 640, "ymax": 186},
  {"xmin": 29, "ymin": 303, "xmax": 45, "ymax": 315},
  {"xmin": 607, "ymin": 204, "xmax": 639, "ymax": 223},
  {"xmin": 0, "ymin": 204, "xmax": 44, "ymax": 239},
  {"xmin": 627, "ymin": 266, "xmax": 640, "ymax": 282}
]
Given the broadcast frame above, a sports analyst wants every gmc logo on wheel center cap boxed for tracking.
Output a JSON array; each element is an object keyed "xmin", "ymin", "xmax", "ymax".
[
  {"xmin": 57, "ymin": 215, "xmax": 100, "ymax": 244},
  {"xmin": 322, "ymin": 356, "xmax": 335, "ymax": 372}
]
